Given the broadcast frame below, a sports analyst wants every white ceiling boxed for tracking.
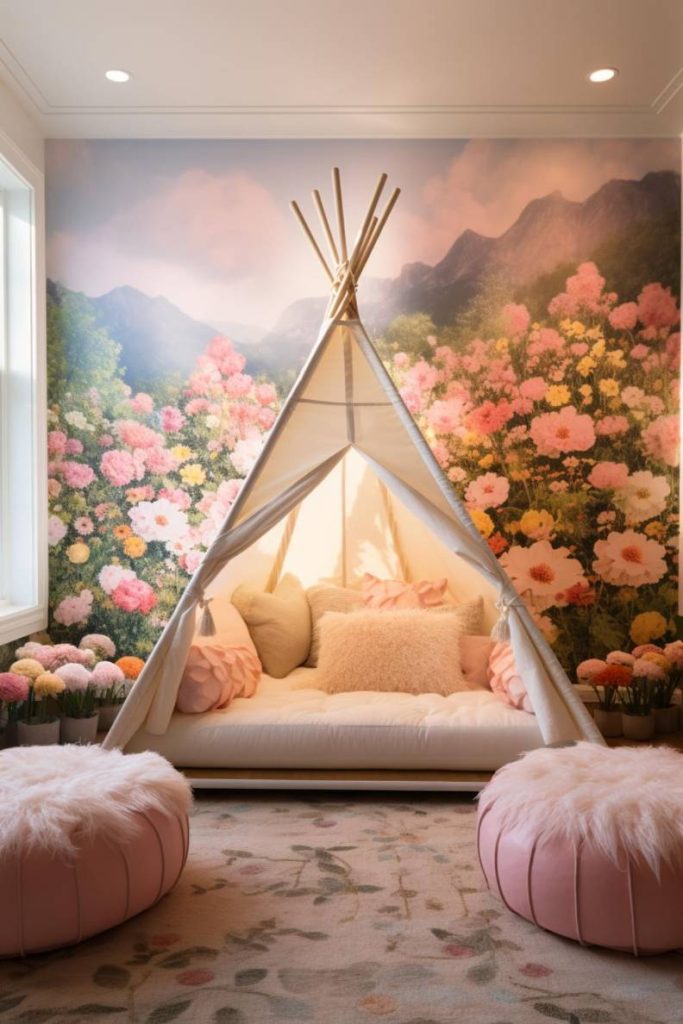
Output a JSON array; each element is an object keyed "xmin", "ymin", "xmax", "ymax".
[{"xmin": 0, "ymin": 0, "xmax": 682, "ymax": 138}]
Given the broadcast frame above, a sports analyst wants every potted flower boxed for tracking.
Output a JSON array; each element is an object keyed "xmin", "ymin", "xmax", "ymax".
[
  {"xmin": 639, "ymin": 651, "xmax": 680, "ymax": 733},
  {"xmin": 0, "ymin": 672, "xmax": 29, "ymax": 748},
  {"xmin": 619, "ymin": 672, "xmax": 655, "ymax": 741},
  {"xmin": 16, "ymin": 672, "xmax": 64, "ymax": 746},
  {"xmin": 56, "ymin": 664, "xmax": 99, "ymax": 744},
  {"xmin": 92, "ymin": 660, "xmax": 127, "ymax": 731},
  {"xmin": 590, "ymin": 664, "xmax": 631, "ymax": 737}
]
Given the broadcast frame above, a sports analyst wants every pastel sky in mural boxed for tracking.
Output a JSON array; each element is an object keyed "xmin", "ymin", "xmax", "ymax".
[{"xmin": 46, "ymin": 138, "xmax": 680, "ymax": 327}]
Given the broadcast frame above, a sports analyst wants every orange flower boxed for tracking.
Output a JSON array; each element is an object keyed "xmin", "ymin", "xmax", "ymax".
[
  {"xmin": 123, "ymin": 535, "xmax": 147, "ymax": 558},
  {"xmin": 593, "ymin": 665, "xmax": 632, "ymax": 687},
  {"xmin": 116, "ymin": 656, "xmax": 145, "ymax": 679},
  {"xmin": 113, "ymin": 524, "xmax": 132, "ymax": 540}
]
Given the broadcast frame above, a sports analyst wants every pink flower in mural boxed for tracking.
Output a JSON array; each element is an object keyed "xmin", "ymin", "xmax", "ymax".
[
  {"xmin": 48, "ymin": 515, "xmax": 68, "ymax": 546},
  {"xmin": 609, "ymin": 302, "xmax": 639, "ymax": 331},
  {"xmin": 101, "ymin": 449, "xmax": 144, "ymax": 486},
  {"xmin": 115, "ymin": 419, "xmax": 164, "ymax": 449},
  {"xmin": 467, "ymin": 400, "xmax": 513, "ymax": 435},
  {"xmin": 529, "ymin": 406, "xmax": 596, "ymax": 457},
  {"xmin": 129, "ymin": 392, "xmax": 154, "ymax": 414},
  {"xmin": 587, "ymin": 462, "xmax": 629, "ymax": 489},
  {"xmin": 53, "ymin": 589, "xmax": 94, "ymax": 627},
  {"xmin": 48, "ymin": 430, "xmax": 68, "ymax": 455},
  {"xmin": 642, "ymin": 413, "xmax": 679, "ymax": 467},
  {"xmin": 594, "ymin": 415, "xmax": 629, "ymax": 437},
  {"xmin": 129, "ymin": 498, "xmax": 189, "ymax": 543},
  {"xmin": 230, "ymin": 435, "xmax": 264, "ymax": 476},
  {"xmin": 74, "ymin": 516, "xmax": 94, "ymax": 535},
  {"xmin": 465, "ymin": 473, "xmax": 510, "ymax": 509},
  {"xmin": 159, "ymin": 405, "xmax": 186, "ymax": 432},
  {"xmin": 547, "ymin": 261, "xmax": 613, "ymax": 318},
  {"xmin": 500, "ymin": 302, "xmax": 530, "ymax": 337},
  {"xmin": 426, "ymin": 398, "xmax": 467, "ymax": 435},
  {"xmin": 61, "ymin": 461, "xmax": 96, "ymax": 489},
  {"xmin": 637, "ymin": 283, "xmax": 680, "ymax": 330},
  {"xmin": 158, "ymin": 486, "xmax": 192, "ymax": 510},
  {"xmin": 519, "ymin": 377, "xmax": 547, "ymax": 401},
  {"xmin": 500, "ymin": 541, "xmax": 586, "ymax": 610},
  {"xmin": 143, "ymin": 446, "xmax": 175, "ymax": 475},
  {"xmin": 111, "ymin": 577, "xmax": 157, "ymax": 614},
  {"xmin": 98, "ymin": 565, "xmax": 136, "ymax": 595},
  {"xmin": 613, "ymin": 470, "xmax": 670, "ymax": 524},
  {"xmin": 593, "ymin": 530, "xmax": 667, "ymax": 587},
  {"xmin": 254, "ymin": 383, "xmax": 277, "ymax": 406}
]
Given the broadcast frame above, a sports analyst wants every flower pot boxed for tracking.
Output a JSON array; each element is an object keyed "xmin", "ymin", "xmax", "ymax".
[
  {"xmin": 60, "ymin": 714, "xmax": 99, "ymax": 745},
  {"xmin": 594, "ymin": 708, "xmax": 623, "ymax": 738},
  {"xmin": 17, "ymin": 719, "xmax": 60, "ymax": 746},
  {"xmin": 621, "ymin": 712, "xmax": 655, "ymax": 742},
  {"xmin": 653, "ymin": 705, "xmax": 680, "ymax": 735},
  {"xmin": 97, "ymin": 704, "xmax": 121, "ymax": 732}
]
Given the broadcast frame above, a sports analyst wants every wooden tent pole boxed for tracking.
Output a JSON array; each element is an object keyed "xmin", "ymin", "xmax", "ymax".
[
  {"xmin": 332, "ymin": 167, "xmax": 348, "ymax": 263},
  {"xmin": 312, "ymin": 189, "xmax": 339, "ymax": 266},
  {"xmin": 357, "ymin": 187, "xmax": 401, "ymax": 277},
  {"xmin": 290, "ymin": 200, "xmax": 334, "ymax": 282}
]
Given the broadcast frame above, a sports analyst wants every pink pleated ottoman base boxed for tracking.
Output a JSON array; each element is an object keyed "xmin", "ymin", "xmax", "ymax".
[{"xmin": 477, "ymin": 800, "xmax": 683, "ymax": 956}]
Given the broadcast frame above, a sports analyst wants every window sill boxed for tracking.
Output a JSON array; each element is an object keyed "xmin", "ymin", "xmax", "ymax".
[{"xmin": 0, "ymin": 603, "xmax": 47, "ymax": 646}]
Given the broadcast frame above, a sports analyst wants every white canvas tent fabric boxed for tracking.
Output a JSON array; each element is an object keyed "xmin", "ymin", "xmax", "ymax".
[{"xmin": 105, "ymin": 317, "xmax": 601, "ymax": 754}]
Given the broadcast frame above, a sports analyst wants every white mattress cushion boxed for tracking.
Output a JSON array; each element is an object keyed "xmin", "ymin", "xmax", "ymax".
[{"xmin": 127, "ymin": 668, "xmax": 543, "ymax": 771}]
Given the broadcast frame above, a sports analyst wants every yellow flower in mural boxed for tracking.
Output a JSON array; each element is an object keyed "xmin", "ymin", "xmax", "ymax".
[
  {"xmin": 571, "ymin": 320, "xmax": 586, "ymax": 337},
  {"xmin": 629, "ymin": 610, "xmax": 668, "ymax": 645},
  {"xmin": 590, "ymin": 339, "xmax": 606, "ymax": 358},
  {"xmin": 599, "ymin": 378, "xmax": 619, "ymax": 398},
  {"xmin": 478, "ymin": 454, "xmax": 494, "ymax": 469},
  {"xmin": 519, "ymin": 509, "xmax": 555, "ymax": 540},
  {"xmin": 495, "ymin": 338, "xmax": 509, "ymax": 353},
  {"xmin": 546, "ymin": 385, "xmax": 571, "ymax": 407},
  {"xmin": 67, "ymin": 541, "xmax": 90, "ymax": 564},
  {"xmin": 578, "ymin": 384, "xmax": 593, "ymax": 404},
  {"xmin": 468, "ymin": 508, "xmax": 494, "ymax": 538},
  {"xmin": 644, "ymin": 521, "xmax": 666, "ymax": 539},
  {"xmin": 607, "ymin": 349, "xmax": 626, "ymax": 369},
  {"xmin": 585, "ymin": 327, "xmax": 603, "ymax": 341},
  {"xmin": 124, "ymin": 535, "xmax": 147, "ymax": 558},
  {"xmin": 576, "ymin": 357, "xmax": 596, "ymax": 378},
  {"xmin": 180, "ymin": 463, "xmax": 206, "ymax": 486},
  {"xmin": 171, "ymin": 445, "xmax": 192, "ymax": 464}
]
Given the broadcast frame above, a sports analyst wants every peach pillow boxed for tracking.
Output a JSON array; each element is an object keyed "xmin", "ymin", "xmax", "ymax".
[
  {"xmin": 306, "ymin": 583, "xmax": 363, "ymax": 667},
  {"xmin": 487, "ymin": 641, "xmax": 534, "ymax": 714},
  {"xmin": 204, "ymin": 599, "xmax": 258, "ymax": 657},
  {"xmin": 315, "ymin": 608, "xmax": 467, "ymax": 696},
  {"xmin": 460, "ymin": 634, "xmax": 495, "ymax": 690},
  {"xmin": 176, "ymin": 643, "xmax": 261, "ymax": 715},
  {"xmin": 361, "ymin": 573, "xmax": 448, "ymax": 610}
]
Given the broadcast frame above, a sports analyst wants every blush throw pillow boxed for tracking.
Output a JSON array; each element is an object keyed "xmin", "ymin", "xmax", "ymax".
[
  {"xmin": 459, "ymin": 634, "xmax": 496, "ymax": 690},
  {"xmin": 315, "ymin": 608, "xmax": 467, "ymax": 696},
  {"xmin": 306, "ymin": 583, "xmax": 363, "ymax": 667},
  {"xmin": 231, "ymin": 573, "xmax": 311, "ymax": 678},
  {"xmin": 487, "ymin": 640, "xmax": 534, "ymax": 714},
  {"xmin": 361, "ymin": 573, "xmax": 448, "ymax": 610},
  {"xmin": 203, "ymin": 598, "xmax": 258, "ymax": 657},
  {"xmin": 176, "ymin": 643, "xmax": 261, "ymax": 714}
]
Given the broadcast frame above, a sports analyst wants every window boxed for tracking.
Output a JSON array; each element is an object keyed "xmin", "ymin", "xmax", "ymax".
[{"xmin": 0, "ymin": 143, "xmax": 46, "ymax": 644}]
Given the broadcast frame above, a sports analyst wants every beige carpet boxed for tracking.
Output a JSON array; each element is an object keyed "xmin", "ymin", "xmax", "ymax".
[{"xmin": 1, "ymin": 793, "xmax": 682, "ymax": 1023}]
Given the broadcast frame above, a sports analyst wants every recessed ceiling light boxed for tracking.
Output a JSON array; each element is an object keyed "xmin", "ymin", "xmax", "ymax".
[
  {"xmin": 588, "ymin": 67, "xmax": 618, "ymax": 83},
  {"xmin": 105, "ymin": 69, "xmax": 131, "ymax": 83}
]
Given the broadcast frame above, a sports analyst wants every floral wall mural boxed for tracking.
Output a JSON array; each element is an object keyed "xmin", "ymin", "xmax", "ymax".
[{"xmin": 18, "ymin": 139, "xmax": 681, "ymax": 675}]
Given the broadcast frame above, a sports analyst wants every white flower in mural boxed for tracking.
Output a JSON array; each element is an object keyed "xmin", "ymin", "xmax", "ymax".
[
  {"xmin": 64, "ymin": 410, "xmax": 94, "ymax": 432},
  {"xmin": 593, "ymin": 530, "xmax": 667, "ymax": 587},
  {"xmin": 98, "ymin": 564, "xmax": 136, "ymax": 595},
  {"xmin": 128, "ymin": 498, "xmax": 189, "ymax": 543},
  {"xmin": 230, "ymin": 435, "xmax": 264, "ymax": 476},
  {"xmin": 48, "ymin": 514, "xmax": 68, "ymax": 546},
  {"xmin": 500, "ymin": 541, "xmax": 586, "ymax": 610},
  {"xmin": 613, "ymin": 471, "xmax": 670, "ymax": 524}
]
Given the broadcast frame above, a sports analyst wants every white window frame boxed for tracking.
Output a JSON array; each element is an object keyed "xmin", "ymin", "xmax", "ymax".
[{"xmin": 0, "ymin": 129, "xmax": 46, "ymax": 645}]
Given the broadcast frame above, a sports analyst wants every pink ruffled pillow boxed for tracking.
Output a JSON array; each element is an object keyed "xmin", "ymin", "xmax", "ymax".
[
  {"xmin": 487, "ymin": 641, "xmax": 534, "ymax": 714},
  {"xmin": 361, "ymin": 573, "xmax": 448, "ymax": 610},
  {"xmin": 176, "ymin": 643, "xmax": 261, "ymax": 715}
]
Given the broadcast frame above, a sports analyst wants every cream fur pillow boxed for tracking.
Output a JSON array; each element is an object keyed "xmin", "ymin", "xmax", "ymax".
[
  {"xmin": 306, "ymin": 584, "xmax": 362, "ymax": 667},
  {"xmin": 231, "ymin": 574, "xmax": 311, "ymax": 678},
  {"xmin": 315, "ymin": 608, "xmax": 467, "ymax": 696}
]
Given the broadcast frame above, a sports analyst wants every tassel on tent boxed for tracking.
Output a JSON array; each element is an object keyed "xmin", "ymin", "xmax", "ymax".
[
  {"xmin": 491, "ymin": 594, "xmax": 522, "ymax": 642},
  {"xmin": 198, "ymin": 597, "xmax": 216, "ymax": 637}
]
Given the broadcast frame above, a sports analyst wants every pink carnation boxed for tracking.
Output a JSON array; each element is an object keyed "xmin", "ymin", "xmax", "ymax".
[
  {"xmin": 500, "ymin": 303, "xmax": 530, "ymax": 337},
  {"xmin": 111, "ymin": 578, "xmax": 157, "ymax": 614},
  {"xmin": 92, "ymin": 660, "xmax": 125, "ymax": 686},
  {"xmin": 158, "ymin": 487, "xmax": 192, "ymax": 510},
  {"xmin": 637, "ymin": 283, "xmax": 679, "ymax": 330},
  {"xmin": 160, "ymin": 406, "xmax": 185, "ymax": 432},
  {"xmin": 608, "ymin": 302, "xmax": 638, "ymax": 331},
  {"xmin": 256, "ymin": 407, "xmax": 276, "ymax": 430},
  {"xmin": 47, "ymin": 430, "xmax": 68, "ymax": 455},
  {"xmin": 632, "ymin": 658, "xmax": 666, "ymax": 682},
  {"xmin": 254, "ymin": 383, "xmax": 277, "ymax": 406},
  {"xmin": 630, "ymin": 344, "xmax": 650, "ymax": 360},
  {"xmin": 588, "ymin": 462, "xmax": 629, "ymax": 489},
  {"xmin": 80, "ymin": 634, "xmax": 117, "ymax": 659},
  {"xmin": 663, "ymin": 641, "xmax": 683, "ymax": 667},
  {"xmin": 519, "ymin": 377, "xmax": 547, "ymax": 401},
  {"xmin": 468, "ymin": 400, "xmax": 513, "ymax": 435},
  {"xmin": 99, "ymin": 433, "xmax": 114, "ymax": 447},
  {"xmin": 0, "ymin": 672, "xmax": 29, "ymax": 703},
  {"xmin": 115, "ymin": 419, "xmax": 164, "ymax": 449},
  {"xmin": 642, "ymin": 414, "xmax": 679, "ymax": 468},
  {"xmin": 62, "ymin": 461, "xmax": 96, "ymax": 489},
  {"xmin": 576, "ymin": 659, "xmax": 607, "ymax": 683},
  {"xmin": 65, "ymin": 438, "xmax": 83, "ymax": 455},
  {"xmin": 130, "ymin": 392, "xmax": 154, "ymax": 415},
  {"xmin": 53, "ymin": 589, "xmax": 93, "ymax": 627},
  {"xmin": 223, "ymin": 373, "xmax": 253, "ymax": 399},
  {"xmin": 100, "ymin": 449, "xmax": 144, "ymax": 486},
  {"xmin": 530, "ymin": 406, "xmax": 596, "ymax": 457},
  {"xmin": 144, "ymin": 446, "xmax": 175, "ymax": 475},
  {"xmin": 55, "ymin": 663, "xmax": 92, "ymax": 691},
  {"xmin": 50, "ymin": 643, "xmax": 95, "ymax": 668}
]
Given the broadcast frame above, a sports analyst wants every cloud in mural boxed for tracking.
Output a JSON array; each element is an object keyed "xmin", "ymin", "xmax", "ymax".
[{"xmin": 391, "ymin": 139, "xmax": 679, "ymax": 269}]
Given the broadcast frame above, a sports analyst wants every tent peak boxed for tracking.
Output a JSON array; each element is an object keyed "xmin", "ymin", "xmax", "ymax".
[{"xmin": 291, "ymin": 167, "xmax": 400, "ymax": 322}]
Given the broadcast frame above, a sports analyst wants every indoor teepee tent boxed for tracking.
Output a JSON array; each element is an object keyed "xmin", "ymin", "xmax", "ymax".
[{"xmin": 105, "ymin": 169, "xmax": 601, "ymax": 768}]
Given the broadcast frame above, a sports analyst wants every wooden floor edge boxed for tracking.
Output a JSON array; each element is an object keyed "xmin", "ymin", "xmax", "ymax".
[{"xmin": 180, "ymin": 767, "xmax": 491, "ymax": 791}]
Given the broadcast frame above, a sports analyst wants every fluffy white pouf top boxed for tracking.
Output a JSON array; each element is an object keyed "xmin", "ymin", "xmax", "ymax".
[
  {"xmin": 0, "ymin": 745, "xmax": 192, "ymax": 859},
  {"xmin": 479, "ymin": 742, "xmax": 683, "ymax": 872}
]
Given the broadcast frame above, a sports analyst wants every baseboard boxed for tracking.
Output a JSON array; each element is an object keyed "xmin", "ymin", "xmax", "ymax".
[{"xmin": 180, "ymin": 767, "xmax": 491, "ymax": 791}]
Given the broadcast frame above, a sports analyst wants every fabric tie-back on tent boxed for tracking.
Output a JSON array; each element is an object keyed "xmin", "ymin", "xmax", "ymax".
[{"xmin": 104, "ymin": 167, "xmax": 601, "ymax": 754}]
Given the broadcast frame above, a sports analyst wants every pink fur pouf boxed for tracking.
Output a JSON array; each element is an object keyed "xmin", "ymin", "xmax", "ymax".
[
  {"xmin": 0, "ymin": 745, "xmax": 191, "ymax": 957},
  {"xmin": 477, "ymin": 742, "xmax": 683, "ymax": 955}
]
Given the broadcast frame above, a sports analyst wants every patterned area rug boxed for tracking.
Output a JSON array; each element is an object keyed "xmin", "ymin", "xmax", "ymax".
[{"xmin": 1, "ymin": 792, "xmax": 682, "ymax": 1023}]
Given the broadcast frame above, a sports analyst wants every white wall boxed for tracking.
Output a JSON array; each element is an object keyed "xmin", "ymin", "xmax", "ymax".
[{"xmin": 0, "ymin": 77, "xmax": 43, "ymax": 173}]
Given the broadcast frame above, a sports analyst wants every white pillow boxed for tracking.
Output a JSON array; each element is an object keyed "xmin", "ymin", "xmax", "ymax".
[
  {"xmin": 231, "ymin": 574, "xmax": 311, "ymax": 678},
  {"xmin": 315, "ymin": 608, "xmax": 467, "ymax": 696}
]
